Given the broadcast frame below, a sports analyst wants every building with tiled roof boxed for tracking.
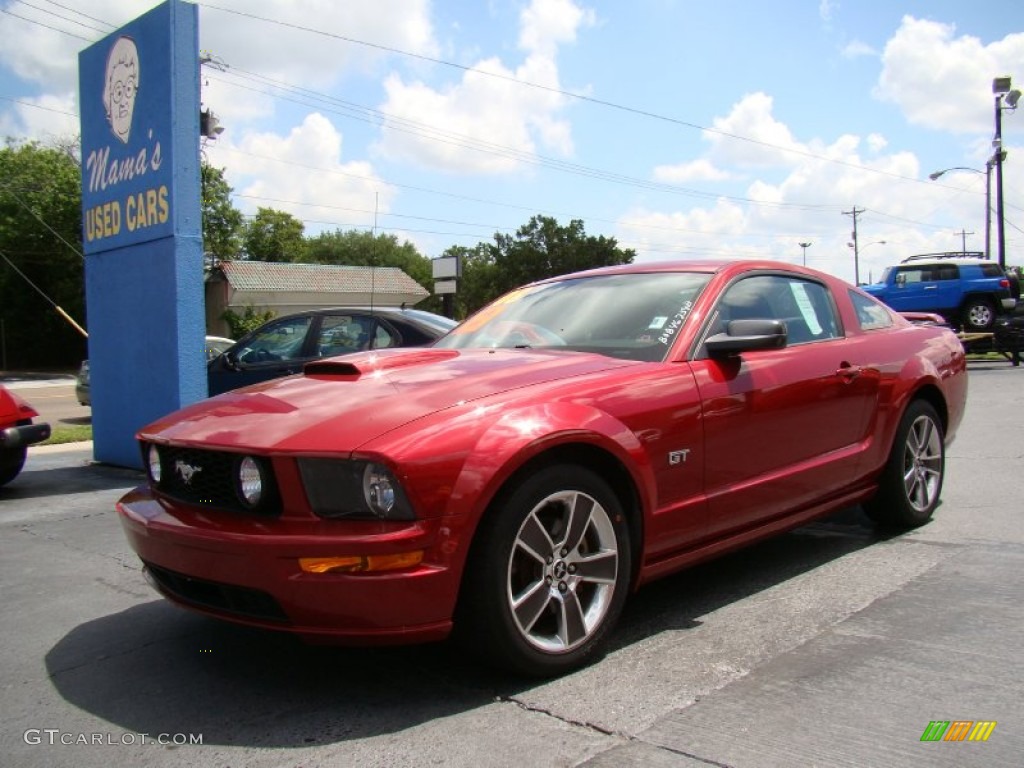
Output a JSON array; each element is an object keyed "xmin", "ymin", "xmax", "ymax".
[{"xmin": 205, "ymin": 261, "xmax": 430, "ymax": 337}]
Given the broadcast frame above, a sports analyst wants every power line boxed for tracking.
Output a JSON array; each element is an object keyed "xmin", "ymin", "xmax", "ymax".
[
  {"xmin": 198, "ymin": 2, "xmax": 936, "ymax": 186},
  {"xmin": 0, "ymin": 7, "xmax": 91, "ymax": 40}
]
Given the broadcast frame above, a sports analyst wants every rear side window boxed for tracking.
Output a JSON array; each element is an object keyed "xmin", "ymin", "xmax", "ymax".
[
  {"xmin": 980, "ymin": 264, "xmax": 1005, "ymax": 278},
  {"xmin": 850, "ymin": 290, "xmax": 894, "ymax": 330}
]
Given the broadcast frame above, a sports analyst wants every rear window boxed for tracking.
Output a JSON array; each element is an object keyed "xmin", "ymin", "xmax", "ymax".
[
  {"xmin": 850, "ymin": 290, "xmax": 894, "ymax": 330},
  {"xmin": 980, "ymin": 264, "xmax": 1006, "ymax": 278}
]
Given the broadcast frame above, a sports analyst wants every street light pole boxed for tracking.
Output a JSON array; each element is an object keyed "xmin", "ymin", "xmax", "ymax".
[
  {"xmin": 993, "ymin": 76, "xmax": 1021, "ymax": 269},
  {"xmin": 985, "ymin": 157, "xmax": 993, "ymax": 260},
  {"xmin": 929, "ymin": 164, "xmax": 994, "ymax": 259},
  {"xmin": 798, "ymin": 241, "xmax": 811, "ymax": 266}
]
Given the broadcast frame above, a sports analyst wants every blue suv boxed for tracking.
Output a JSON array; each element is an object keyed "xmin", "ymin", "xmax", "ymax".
[{"xmin": 862, "ymin": 252, "xmax": 1016, "ymax": 332}]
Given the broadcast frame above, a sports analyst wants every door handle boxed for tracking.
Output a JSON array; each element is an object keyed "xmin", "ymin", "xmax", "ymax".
[{"xmin": 836, "ymin": 362, "xmax": 862, "ymax": 382}]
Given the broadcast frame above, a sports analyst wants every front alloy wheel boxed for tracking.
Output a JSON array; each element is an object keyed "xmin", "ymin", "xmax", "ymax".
[
  {"xmin": 508, "ymin": 489, "xmax": 620, "ymax": 654},
  {"xmin": 460, "ymin": 465, "xmax": 631, "ymax": 677}
]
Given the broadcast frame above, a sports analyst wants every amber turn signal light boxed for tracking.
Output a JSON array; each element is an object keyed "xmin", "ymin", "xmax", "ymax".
[{"xmin": 299, "ymin": 551, "xmax": 424, "ymax": 574}]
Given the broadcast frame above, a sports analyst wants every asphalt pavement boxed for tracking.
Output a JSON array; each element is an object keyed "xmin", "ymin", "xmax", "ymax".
[{"xmin": 1, "ymin": 360, "xmax": 1022, "ymax": 767}]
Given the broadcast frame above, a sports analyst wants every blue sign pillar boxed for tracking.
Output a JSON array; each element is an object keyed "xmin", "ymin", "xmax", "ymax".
[{"xmin": 78, "ymin": 0, "xmax": 205, "ymax": 468}]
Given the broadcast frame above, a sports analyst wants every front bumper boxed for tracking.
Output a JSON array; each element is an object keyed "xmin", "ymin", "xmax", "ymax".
[
  {"xmin": 116, "ymin": 486, "xmax": 464, "ymax": 644},
  {"xmin": 0, "ymin": 422, "xmax": 51, "ymax": 449}
]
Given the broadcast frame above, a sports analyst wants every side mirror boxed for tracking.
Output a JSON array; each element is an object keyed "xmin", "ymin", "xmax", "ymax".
[
  {"xmin": 706, "ymin": 319, "xmax": 787, "ymax": 358},
  {"xmin": 222, "ymin": 350, "xmax": 241, "ymax": 370}
]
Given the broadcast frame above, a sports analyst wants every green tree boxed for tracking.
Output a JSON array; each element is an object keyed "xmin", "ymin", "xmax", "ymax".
[
  {"xmin": 0, "ymin": 140, "xmax": 86, "ymax": 368},
  {"xmin": 444, "ymin": 243, "xmax": 498, "ymax": 318},
  {"xmin": 201, "ymin": 161, "xmax": 243, "ymax": 262},
  {"xmin": 242, "ymin": 208, "xmax": 306, "ymax": 262},
  {"xmin": 302, "ymin": 229, "xmax": 440, "ymax": 312},
  {"xmin": 454, "ymin": 215, "xmax": 635, "ymax": 316},
  {"xmin": 221, "ymin": 304, "xmax": 276, "ymax": 338}
]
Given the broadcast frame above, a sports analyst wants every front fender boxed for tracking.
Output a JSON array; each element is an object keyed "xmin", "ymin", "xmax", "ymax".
[{"xmin": 450, "ymin": 401, "xmax": 655, "ymax": 523}]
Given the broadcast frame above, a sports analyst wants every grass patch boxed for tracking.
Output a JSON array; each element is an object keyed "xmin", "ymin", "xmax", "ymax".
[{"xmin": 42, "ymin": 423, "xmax": 92, "ymax": 445}]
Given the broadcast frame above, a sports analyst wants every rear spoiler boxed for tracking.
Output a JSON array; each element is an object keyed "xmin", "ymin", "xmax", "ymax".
[{"xmin": 900, "ymin": 312, "xmax": 949, "ymax": 326}]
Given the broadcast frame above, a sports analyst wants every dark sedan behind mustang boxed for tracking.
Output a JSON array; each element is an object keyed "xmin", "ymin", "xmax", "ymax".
[
  {"xmin": 207, "ymin": 306, "xmax": 457, "ymax": 395},
  {"xmin": 116, "ymin": 260, "xmax": 967, "ymax": 677}
]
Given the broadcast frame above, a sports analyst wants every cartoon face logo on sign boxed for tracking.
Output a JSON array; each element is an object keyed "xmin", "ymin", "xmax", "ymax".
[{"xmin": 102, "ymin": 36, "xmax": 139, "ymax": 144}]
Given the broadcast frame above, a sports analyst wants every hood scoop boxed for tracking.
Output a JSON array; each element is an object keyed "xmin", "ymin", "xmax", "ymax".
[
  {"xmin": 304, "ymin": 348, "xmax": 460, "ymax": 379},
  {"xmin": 304, "ymin": 360, "xmax": 360, "ymax": 377}
]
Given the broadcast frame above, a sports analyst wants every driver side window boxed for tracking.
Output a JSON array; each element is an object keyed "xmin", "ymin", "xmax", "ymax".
[
  {"xmin": 711, "ymin": 275, "xmax": 840, "ymax": 346},
  {"xmin": 238, "ymin": 316, "xmax": 313, "ymax": 364}
]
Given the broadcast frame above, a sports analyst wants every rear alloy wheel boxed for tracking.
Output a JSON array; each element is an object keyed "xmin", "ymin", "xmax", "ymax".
[
  {"xmin": 864, "ymin": 400, "xmax": 944, "ymax": 530},
  {"xmin": 961, "ymin": 299, "xmax": 995, "ymax": 332},
  {"xmin": 461, "ymin": 465, "xmax": 631, "ymax": 677}
]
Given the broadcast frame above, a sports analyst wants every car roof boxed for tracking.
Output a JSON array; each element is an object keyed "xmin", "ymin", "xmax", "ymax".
[
  {"xmin": 260, "ymin": 306, "xmax": 453, "ymax": 322},
  {"xmin": 526, "ymin": 259, "xmax": 827, "ymax": 286},
  {"xmin": 898, "ymin": 251, "xmax": 998, "ymax": 266}
]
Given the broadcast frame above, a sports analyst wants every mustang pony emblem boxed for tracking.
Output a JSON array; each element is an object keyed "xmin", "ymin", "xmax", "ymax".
[{"xmin": 174, "ymin": 460, "xmax": 202, "ymax": 486}]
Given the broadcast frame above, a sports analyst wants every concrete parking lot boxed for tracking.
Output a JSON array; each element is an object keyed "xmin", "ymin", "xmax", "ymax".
[{"xmin": 1, "ymin": 361, "xmax": 1022, "ymax": 767}]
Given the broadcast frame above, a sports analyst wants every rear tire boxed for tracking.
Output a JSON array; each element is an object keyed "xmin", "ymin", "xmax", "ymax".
[
  {"xmin": 458, "ymin": 464, "xmax": 631, "ymax": 677},
  {"xmin": 961, "ymin": 299, "xmax": 995, "ymax": 332},
  {"xmin": 863, "ymin": 400, "xmax": 944, "ymax": 530}
]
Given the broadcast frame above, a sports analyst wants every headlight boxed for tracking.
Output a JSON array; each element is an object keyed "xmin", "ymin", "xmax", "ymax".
[
  {"xmin": 236, "ymin": 456, "xmax": 264, "ymax": 508},
  {"xmin": 297, "ymin": 458, "xmax": 415, "ymax": 520},
  {"xmin": 364, "ymin": 463, "xmax": 397, "ymax": 515},
  {"xmin": 146, "ymin": 443, "xmax": 162, "ymax": 484}
]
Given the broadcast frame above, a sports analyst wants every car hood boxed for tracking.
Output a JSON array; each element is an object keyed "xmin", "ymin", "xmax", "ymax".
[{"xmin": 140, "ymin": 347, "xmax": 637, "ymax": 453}]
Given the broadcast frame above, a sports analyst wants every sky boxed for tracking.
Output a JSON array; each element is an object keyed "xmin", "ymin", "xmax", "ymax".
[{"xmin": 1, "ymin": 0, "xmax": 1023, "ymax": 286}]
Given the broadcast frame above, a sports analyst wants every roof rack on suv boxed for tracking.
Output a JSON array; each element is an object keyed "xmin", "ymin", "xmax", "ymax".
[{"xmin": 900, "ymin": 251, "xmax": 987, "ymax": 263}]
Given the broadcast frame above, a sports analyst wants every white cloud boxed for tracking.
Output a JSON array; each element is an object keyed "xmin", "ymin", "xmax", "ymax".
[
  {"xmin": 619, "ymin": 92, "xmax": 987, "ymax": 282},
  {"xmin": 0, "ymin": 1, "xmax": 440, "ymax": 138},
  {"xmin": 0, "ymin": 92, "xmax": 79, "ymax": 141},
  {"xmin": 212, "ymin": 113, "xmax": 394, "ymax": 232},
  {"xmin": 652, "ymin": 159, "xmax": 732, "ymax": 184},
  {"xmin": 519, "ymin": 0, "xmax": 596, "ymax": 56},
  {"xmin": 875, "ymin": 16, "xmax": 1024, "ymax": 134},
  {"xmin": 705, "ymin": 92, "xmax": 805, "ymax": 169},
  {"xmin": 0, "ymin": 1, "xmax": 155, "ymax": 92},
  {"xmin": 373, "ymin": 0, "xmax": 593, "ymax": 174},
  {"xmin": 819, "ymin": 0, "xmax": 838, "ymax": 24},
  {"xmin": 841, "ymin": 40, "xmax": 877, "ymax": 59},
  {"xmin": 198, "ymin": 0, "xmax": 439, "ymax": 88}
]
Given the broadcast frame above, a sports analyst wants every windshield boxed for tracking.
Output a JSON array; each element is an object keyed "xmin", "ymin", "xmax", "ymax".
[
  {"xmin": 436, "ymin": 271, "xmax": 712, "ymax": 362},
  {"xmin": 400, "ymin": 308, "xmax": 459, "ymax": 333}
]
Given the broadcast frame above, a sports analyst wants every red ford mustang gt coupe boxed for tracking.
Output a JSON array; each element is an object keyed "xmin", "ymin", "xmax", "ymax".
[{"xmin": 117, "ymin": 260, "xmax": 967, "ymax": 676}]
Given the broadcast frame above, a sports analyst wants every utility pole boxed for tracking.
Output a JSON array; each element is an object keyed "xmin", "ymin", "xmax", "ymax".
[
  {"xmin": 842, "ymin": 207, "xmax": 865, "ymax": 285},
  {"xmin": 955, "ymin": 229, "xmax": 974, "ymax": 254}
]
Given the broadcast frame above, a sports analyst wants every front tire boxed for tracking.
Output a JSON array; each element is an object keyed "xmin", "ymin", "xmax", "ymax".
[
  {"xmin": 863, "ymin": 400, "xmax": 944, "ymax": 530},
  {"xmin": 459, "ymin": 464, "xmax": 631, "ymax": 677}
]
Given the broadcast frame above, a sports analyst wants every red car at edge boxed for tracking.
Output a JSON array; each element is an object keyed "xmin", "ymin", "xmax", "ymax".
[
  {"xmin": 117, "ymin": 260, "xmax": 968, "ymax": 676},
  {"xmin": 0, "ymin": 384, "xmax": 51, "ymax": 487}
]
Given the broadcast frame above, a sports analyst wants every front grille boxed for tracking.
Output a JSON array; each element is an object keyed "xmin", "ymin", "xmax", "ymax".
[
  {"xmin": 149, "ymin": 444, "xmax": 281, "ymax": 516},
  {"xmin": 144, "ymin": 561, "xmax": 290, "ymax": 624}
]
